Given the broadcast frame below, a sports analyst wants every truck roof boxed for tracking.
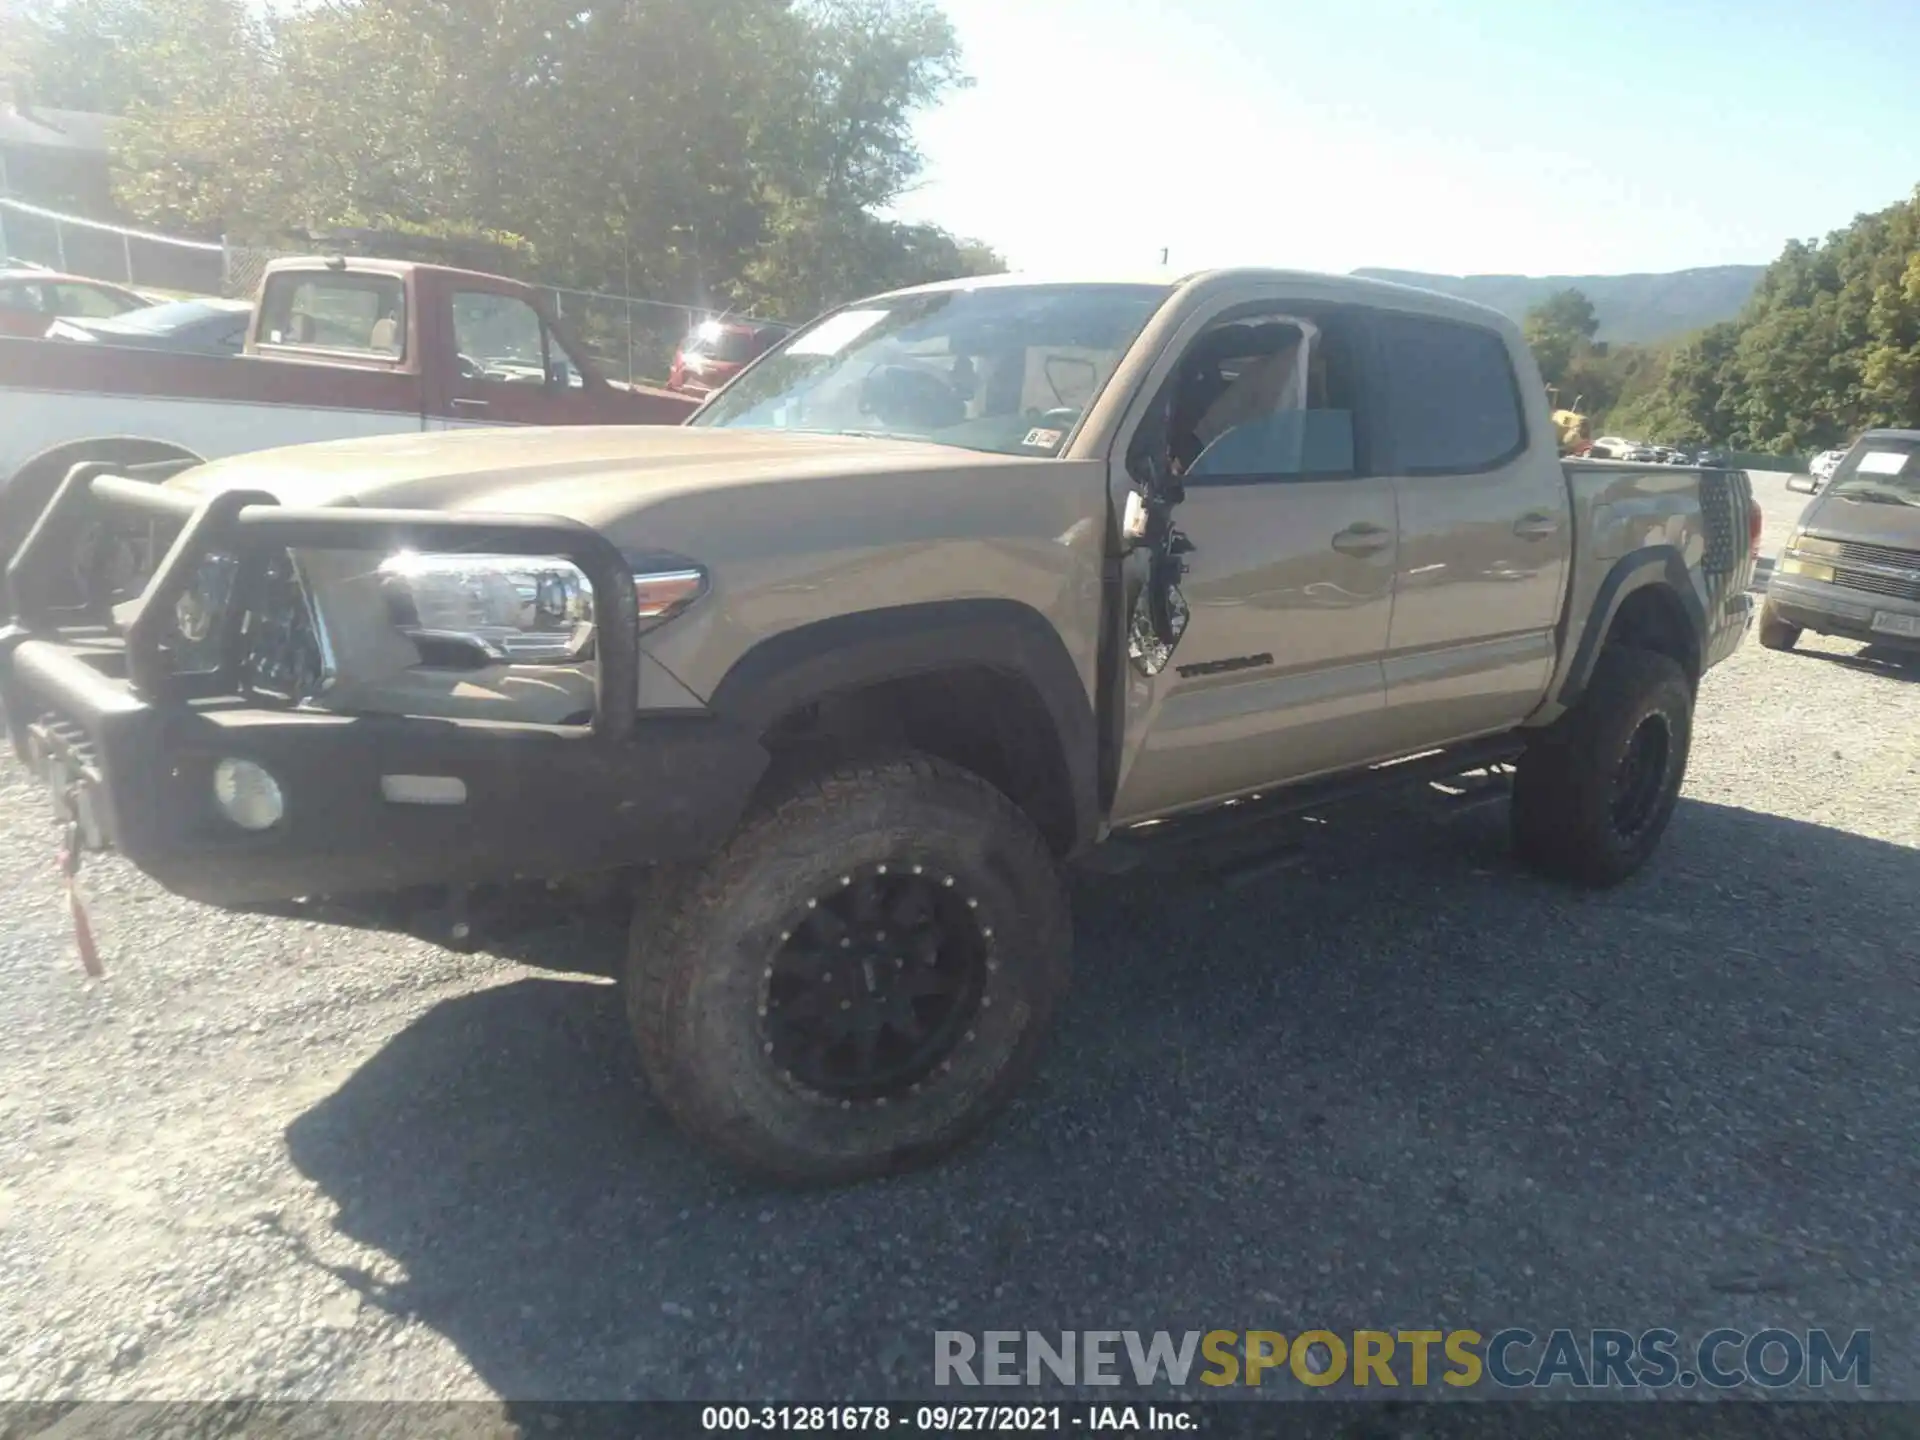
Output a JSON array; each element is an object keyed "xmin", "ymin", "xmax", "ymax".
[
  {"xmin": 866, "ymin": 266, "xmax": 1520, "ymax": 332},
  {"xmin": 260, "ymin": 255, "xmax": 542, "ymax": 289}
]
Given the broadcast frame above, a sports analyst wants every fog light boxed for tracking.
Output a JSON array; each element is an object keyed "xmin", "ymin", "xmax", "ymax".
[{"xmin": 213, "ymin": 758, "xmax": 284, "ymax": 830}]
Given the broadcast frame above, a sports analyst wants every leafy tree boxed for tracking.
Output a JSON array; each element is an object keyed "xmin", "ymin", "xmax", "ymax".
[
  {"xmin": 11, "ymin": 0, "xmax": 186, "ymax": 113},
  {"xmin": 24, "ymin": 0, "xmax": 999, "ymax": 324},
  {"xmin": 1524, "ymin": 286, "xmax": 1601, "ymax": 387},
  {"xmin": 1575, "ymin": 187, "xmax": 1920, "ymax": 451}
]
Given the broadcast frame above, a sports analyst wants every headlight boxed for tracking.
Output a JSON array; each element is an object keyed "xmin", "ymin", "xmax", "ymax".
[
  {"xmin": 379, "ymin": 552, "xmax": 597, "ymax": 663},
  {"xmin": 1786, "ymin": 532, "xmax": 1842, "ymax": 559},
  {"xmin": 376, "ymin": 553, "xmax": 708, "ymax": 666},
  {"xmin": 1778, "ymin": 556, "xmax": 1835, "ymax": 583},
  {"xmin": 169, "ymin": 552, "xmax": 240, "ymax": 671}
]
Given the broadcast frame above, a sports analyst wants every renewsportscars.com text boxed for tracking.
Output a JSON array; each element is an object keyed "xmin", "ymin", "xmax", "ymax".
[{"xmin": 933, "ymin": 1328, "xmax": 1871, "ymax": 1391}]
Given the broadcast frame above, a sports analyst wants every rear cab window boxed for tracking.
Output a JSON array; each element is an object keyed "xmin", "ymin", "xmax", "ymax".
[
  {"xmin": 1372, "ymin": 312, "xmax": 1527, "ymax": 474},
  {"xmin": 258, "ymin": 272, "xmax": 406, "ymax": 358}
]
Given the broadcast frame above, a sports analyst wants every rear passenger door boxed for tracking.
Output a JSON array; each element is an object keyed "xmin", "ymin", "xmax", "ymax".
[{"xmin": 1371, "ymin": 310, "xmax": 1570, "ymax": 745}]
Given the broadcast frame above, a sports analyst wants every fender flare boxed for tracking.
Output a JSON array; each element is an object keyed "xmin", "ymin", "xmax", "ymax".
[
  {"xmin": 2, "ymin": 435, "xmax": 206, "ymax": 555},
  {"xmin": 707, "ymin": 599, "xmax": 1100, "ymax": 853},
  {"xmin": 1557, "ymin": 545, "xmax": 1706, "ymax": 709}
]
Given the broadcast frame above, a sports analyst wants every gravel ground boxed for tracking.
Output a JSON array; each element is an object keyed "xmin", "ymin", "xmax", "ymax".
[{"xmin": 0, "ymin": 471, "xmax": 1915, "ymax": 1412}]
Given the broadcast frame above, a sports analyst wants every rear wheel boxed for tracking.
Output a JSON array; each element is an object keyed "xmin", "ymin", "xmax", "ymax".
[
  {"xmin": 1757, "ymin": 601, "xmax": 1801, "ymax": 652},
  {"xmin": 1511, "ymin": 646, "xmax": 1693, "ymax": 887},
  {"xmin": 625, "ymin": 754, "xmax": 1070, "ymax": 1185}
]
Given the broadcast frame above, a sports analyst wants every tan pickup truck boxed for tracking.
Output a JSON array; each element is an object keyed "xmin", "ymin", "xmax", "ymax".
[{"xmin": 1, "ymin": 268, "xmax": 1758, "ymax": 1183}]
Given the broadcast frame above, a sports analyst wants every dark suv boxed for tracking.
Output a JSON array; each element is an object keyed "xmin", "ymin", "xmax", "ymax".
[
  {"xmin": 1761, "ymin": 429, "xmax": 1920, "ymax": 652},
  {"xmin": 666, "ymin": 318, "xmax": 793, "ymax": 396}
]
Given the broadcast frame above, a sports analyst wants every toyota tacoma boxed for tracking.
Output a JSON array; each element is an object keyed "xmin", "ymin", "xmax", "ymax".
[{"xmin": 1, "ymin": 269, "xmax": 1760, "ymax": 1183}]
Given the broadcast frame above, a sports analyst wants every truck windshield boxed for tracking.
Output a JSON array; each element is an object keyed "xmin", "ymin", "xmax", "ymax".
[
  {"xmin": 691, "ymin": 283, "xmax": 1170, "ymax": 456},
  {"xmin": 1827, "ymin": 437, "xmax": 1920, "ymax": 506}
]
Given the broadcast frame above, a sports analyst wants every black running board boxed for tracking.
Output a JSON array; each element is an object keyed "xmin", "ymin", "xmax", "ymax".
[{"xmin": 1079, "ymin": 735, "xmax": 1525, "ymax": 880}]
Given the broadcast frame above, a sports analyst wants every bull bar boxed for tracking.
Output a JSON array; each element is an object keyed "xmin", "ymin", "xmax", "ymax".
[{"xmin": 0, "ymin": 462, "xmax": 764, "ymax": 907}]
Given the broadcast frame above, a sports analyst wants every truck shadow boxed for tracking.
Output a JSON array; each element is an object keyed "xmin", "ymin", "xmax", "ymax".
[
  {"xmin": 283, "ymin": 795, "xmax": 1920, "ymax": 1402},
  {"xmin": 1796, "ymin": 643, "xmax": 1920, "ymax": 682}
]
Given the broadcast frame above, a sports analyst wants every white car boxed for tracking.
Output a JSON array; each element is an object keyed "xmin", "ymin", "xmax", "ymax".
[{"xmin": 1789, "ymin": 447, "xmax": 1852, "ymax": 495}]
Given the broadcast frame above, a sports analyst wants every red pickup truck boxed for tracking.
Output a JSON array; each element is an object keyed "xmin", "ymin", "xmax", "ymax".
[{"xmin": 0, "ymin": 256, "xmax": 698, "ymax": 541}]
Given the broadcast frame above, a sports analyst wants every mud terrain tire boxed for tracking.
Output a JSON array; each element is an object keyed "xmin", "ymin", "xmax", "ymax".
[
  {"xmin": 625, "ymin": 754, "xmax": 1071, "ymax": 1185},
  {"xmin": 1511, "ymin": 646, "xmax": 1694, "ymax": 887}
]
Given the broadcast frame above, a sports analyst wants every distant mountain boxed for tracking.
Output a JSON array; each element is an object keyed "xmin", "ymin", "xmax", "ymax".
[{"xmin": 1352, "ymin": 265, "xmax": 1765, "ymax": 345}]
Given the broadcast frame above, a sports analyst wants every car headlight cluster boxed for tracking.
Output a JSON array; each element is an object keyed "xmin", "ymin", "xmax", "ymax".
[
  {"xmin": 162, "ymin": 544, "xmax": 707, "ymax": 694},
  {"xmin": 1779, "ymin": 531, "xmax": 1842, "ymax": 584},
  {"xmin": 373, "ymin": 553, "xmax": 707, "ymax": 666},
  {"xmin": 377, "ymin": 552, "xmax": 599, "ymax": 664}
]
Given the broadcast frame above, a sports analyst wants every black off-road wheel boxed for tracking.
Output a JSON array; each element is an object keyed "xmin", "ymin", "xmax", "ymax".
[
  {"xmin": 625, "ymin": 754, "xmax": 1071, "ymax": 1185},
  {"xmin": 1757, "ymin": 601, "xmax": 1801, "ymax": 652},
  {"xmin": 1511, "ymin": 646, "xmax": 1694, "ymax": 887}
]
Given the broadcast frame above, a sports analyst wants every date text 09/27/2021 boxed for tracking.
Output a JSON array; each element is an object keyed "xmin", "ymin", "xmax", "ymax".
[{"xmin": 701, "ymin": 1406, "xmax": 1189, "ymax": 1432}]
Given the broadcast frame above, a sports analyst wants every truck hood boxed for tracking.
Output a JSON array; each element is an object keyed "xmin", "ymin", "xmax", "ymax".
[
  {"xmin": 164, "ymin": 424, "xmax": 1031, "ymax": 527},
  {"xmin": 1803, "ymin": 491, "xmax": 1920, "ymax": 550}
]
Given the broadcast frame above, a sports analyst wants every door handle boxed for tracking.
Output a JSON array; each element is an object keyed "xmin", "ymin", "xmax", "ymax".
[
  {"xmin": 1514, "ymin": 512, "xmax": 1561, "ymax": 540},
  {"xmin": 1331, "ymin": 522, "xmax": 1392, "ymax": 557},
  {"xmin": 451, "ymin": 396, "xmax": 490, "ymax": 412}
]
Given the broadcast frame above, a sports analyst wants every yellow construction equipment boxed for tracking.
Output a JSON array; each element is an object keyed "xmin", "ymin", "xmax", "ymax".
[{"xmin": 1548, "ymin": 387, "xmax": 1590, "ymax": 456}]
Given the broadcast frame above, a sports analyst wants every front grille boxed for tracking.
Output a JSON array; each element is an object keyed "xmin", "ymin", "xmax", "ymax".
[
  {"xmin": 1832, "ymin": 568, "xmax": 1920, "ymax": 603},
  {"xmin": 1833, "ymin": 539, "xmax": 1920, "ymax": 571}
]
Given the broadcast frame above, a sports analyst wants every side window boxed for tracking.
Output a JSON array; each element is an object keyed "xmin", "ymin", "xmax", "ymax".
[
  {"xmin": 50, "ymin": 283, "xmax": 137, "ymax": 318},
  {"xmin": 1170, "ymin": 314, "xmax": 1360, "ymax": 482},
  {"xmin": 451, "ymin": 291, "xmax": 551, "ymax": 386},
  {"xmin": 0, "ymin": 282, "xmax": 47, "ymax": 313},
  {"xmin": 258, "ymin": 274, "xmax": 406, "ymax": 356},
  {"xmin": 1374, "ymin": 313, "xmax": 1526, "ymax": 474}
]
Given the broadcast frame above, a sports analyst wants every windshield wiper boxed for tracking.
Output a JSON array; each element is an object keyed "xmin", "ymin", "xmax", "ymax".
[{"xmin": 1835, "ymin": 485, "xmax": 1918, "ymax": 507}]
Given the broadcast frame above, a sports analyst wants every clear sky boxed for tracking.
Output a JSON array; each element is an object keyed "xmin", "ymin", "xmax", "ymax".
[{"xmin": 888, "ymin": 0, "xmax": 1920, "ymax": 278}]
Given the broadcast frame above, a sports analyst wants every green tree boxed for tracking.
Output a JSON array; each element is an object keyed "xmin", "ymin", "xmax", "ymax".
[
  {"xmin": 1525, "ymin": 286, "xmax": 1601, "ymax": 386},
  {"xmin": 12, "ymin": 0, "xmax": 185, "ymax": 112},
  {"xmin": 91, "ymin": 0, "xmax": 991, "ymax": 321}
]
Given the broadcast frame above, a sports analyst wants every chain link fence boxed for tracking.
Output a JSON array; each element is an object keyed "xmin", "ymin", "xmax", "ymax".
[
  {"xmin": 0, "ymin": 199, "xmax": 784, "ymax": 386},
  {"xmin": 0, "ymin": 197, "xmax": 227, "ymax": 295},
  {"xmin": 547, "ymin": 285, "xmax": 784, "ymax": 388}
]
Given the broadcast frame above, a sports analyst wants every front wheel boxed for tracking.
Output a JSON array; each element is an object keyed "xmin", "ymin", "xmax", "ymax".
[
  {"xmin": 1511, "ymin": 646, "xmax": 1694, "ymax": 887},
  {"xmin": 625, "ymin": 754, "xmax": 1071, "ymax": 1185},
  {"xmin": 1757, "ymin": 601, "xmax": 1801, "ymax": 652}
]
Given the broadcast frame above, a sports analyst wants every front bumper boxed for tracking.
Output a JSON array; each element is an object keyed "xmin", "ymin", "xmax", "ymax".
[
  {"xmin": 1, "ymin": 463, "xmax": 767, "ymax": 908},
  {"xmin": 1766, "ymin": 573, "xmax": 1920, "ymax": 650},
  {"xmin": 1, "ymin": 632, "xmax": 765, "ymax": 906}
]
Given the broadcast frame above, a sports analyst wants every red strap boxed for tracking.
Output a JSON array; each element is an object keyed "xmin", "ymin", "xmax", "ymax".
[{"xmin": 69, "ymin": 880, "xmax": 104, "ymax": 978}]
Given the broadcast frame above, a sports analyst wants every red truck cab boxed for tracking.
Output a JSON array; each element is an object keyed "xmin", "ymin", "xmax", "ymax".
[
  {"xmin": 0, "ymin": 257, "xmax": 700, "ymax": 530},
  {"xmin": 246, "ymin": 257, "xmax": 691, "ymax": 427}
]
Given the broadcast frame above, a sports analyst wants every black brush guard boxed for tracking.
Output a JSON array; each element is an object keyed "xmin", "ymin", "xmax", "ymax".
[{"xmin": 0, "ymin": 461, "xmax": 765, "ymax": 906}]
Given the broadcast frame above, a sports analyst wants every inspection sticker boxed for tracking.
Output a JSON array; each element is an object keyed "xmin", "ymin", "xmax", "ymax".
[
  {"xmin": 1856, "ymin": 450, "xmax": 1912, "ymax": 475},
  {"xmin": 1022, "ymin": 428, "xmax": 1064, "ymax": 448}
]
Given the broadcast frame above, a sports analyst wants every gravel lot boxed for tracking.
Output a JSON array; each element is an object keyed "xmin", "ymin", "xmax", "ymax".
[{"xmin": 0, "ymin": 470, "xmax": 1915, "ymax": 1411}]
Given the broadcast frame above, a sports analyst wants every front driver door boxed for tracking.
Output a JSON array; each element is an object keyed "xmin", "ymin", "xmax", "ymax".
[
  {"xmin": 436, "ymin": 285, "xmax": 603, "ymax": 428},
  {"xmin": 1108, "ymin": 305, "xmax": 1400, "ymax": 825}
]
